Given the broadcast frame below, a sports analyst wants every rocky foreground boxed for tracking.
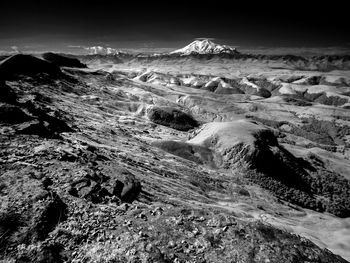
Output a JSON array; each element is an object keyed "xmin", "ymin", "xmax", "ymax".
[{"xmin": 1, "ymin": 53, "xmax": 350, "ymax": 262}]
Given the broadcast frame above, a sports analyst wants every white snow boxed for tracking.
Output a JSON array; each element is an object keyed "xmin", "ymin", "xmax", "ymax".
[
  {"xmin": 170, "ymin": 39, "xmax": 237, "ymax": 55},
  {"xmin": 84, "ymin": 46, "xmax": 125, "ymax": 55}
]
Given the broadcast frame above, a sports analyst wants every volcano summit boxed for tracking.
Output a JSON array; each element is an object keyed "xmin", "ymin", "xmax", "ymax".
[{"xmin": 170, "ymin": 39, "xmax": 238, "ymax": 55}]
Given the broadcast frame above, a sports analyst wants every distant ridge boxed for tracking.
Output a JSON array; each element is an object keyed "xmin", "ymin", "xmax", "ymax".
[
  {"xmin": 85, "ymin": 46, "xmax": 128, "ymax": 56},
  {"xmin": 42, "ymin": 52, "xmax": 87, "ymax": 68},
  {"xmin": 0, "ymin": 54, "xmax": 61, "ymax": 80}
]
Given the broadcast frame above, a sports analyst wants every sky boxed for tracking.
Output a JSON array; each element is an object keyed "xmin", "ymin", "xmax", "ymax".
[{"xmin": 1, "ymin": 0, "xmax": 349, "ymax": 54}]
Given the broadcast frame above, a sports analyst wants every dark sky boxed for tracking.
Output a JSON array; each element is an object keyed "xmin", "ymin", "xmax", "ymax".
[{"xmin": 1, "ymin": 0, "xmax": 349, "ymax": 53}]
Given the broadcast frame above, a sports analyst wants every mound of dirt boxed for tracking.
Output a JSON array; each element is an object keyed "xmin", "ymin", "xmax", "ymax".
[
  {"xmin": 239, "ymin": 79, "xmax": 271, "ymax": 98},
  {"xmin": 156, "ymin": 120, "xmax": 294, "ymax": 173},
  {"xmin": 148, "ymin": 106, "xmax": 199, "ymax": 131},
  {"xmin": 0, "ymin": 54, "xmax": 61, "ymax": 80},
  {"xmin": 187, "ymin": 120, "xmax": 280, "ymax": 168},
  {"xmin": 184, "ymin": 120, "xmax": 350, "ymax": 217},
  {"xmin": 42, "ymin": 52, "xmax": 87, "ymax": 68},
  {"xmin": 248, "ymin": 78, "xmax": 281, "ymax": 92}
]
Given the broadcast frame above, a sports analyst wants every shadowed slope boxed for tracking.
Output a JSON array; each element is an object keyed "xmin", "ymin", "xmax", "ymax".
[
  {"xmin": 0, "ymin": 54, "xmax": 62, "ymax": 80},
  {"xmin": 42, "ymin": 52, "xmax": 87, "ymax": 68}
]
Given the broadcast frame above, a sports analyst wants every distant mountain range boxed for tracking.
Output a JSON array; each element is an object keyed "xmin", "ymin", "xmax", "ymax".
[
  {"xmin": 84, "ymin": 46, "xmax": 128, "ymax": 56},
  {"xmin": 85, "ymin": 39, "xmax": 238, "ymax": 56}
]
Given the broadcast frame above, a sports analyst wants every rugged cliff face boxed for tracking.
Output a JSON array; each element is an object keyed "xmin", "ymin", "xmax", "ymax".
[{"xmin": 1, "ymin": 53, "xmax": 350, "ymax": 262}]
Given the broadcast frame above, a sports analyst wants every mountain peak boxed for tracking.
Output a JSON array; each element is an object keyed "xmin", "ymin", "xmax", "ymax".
[{"xmin": 170, "ymin": 39, "xmax": 238, "ymax": 55}]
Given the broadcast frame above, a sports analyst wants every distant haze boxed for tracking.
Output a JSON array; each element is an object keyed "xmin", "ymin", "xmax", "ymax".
[{"xmin": 1, "ymin": 0, "xmax": 349, "ymax": 54}]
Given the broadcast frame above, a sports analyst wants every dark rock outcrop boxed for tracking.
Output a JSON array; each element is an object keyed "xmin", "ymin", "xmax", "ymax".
[
  {"xmin": 148, "ymin": 106, "xmax": 199, "ymax": 131},
  {"xmin": 69, "ymin": 173, "xmax": 142, "ymax": 204}
]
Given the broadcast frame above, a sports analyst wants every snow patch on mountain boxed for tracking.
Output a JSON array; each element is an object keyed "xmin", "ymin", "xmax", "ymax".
[
  {"xmin": 84, "ymin": 46, "xmax": 126, "ymax": 55},
  {"xmin": 170, "ymin": 39, "xmax": 238, "ymax": 55}
]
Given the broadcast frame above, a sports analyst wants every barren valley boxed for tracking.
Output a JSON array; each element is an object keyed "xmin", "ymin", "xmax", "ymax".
[{"xmin": 1, "ymin": 40, "xmax": 350, "ymax": 262}]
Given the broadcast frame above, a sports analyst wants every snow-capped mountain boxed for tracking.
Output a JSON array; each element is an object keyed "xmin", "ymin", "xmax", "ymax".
[
  {"xmin": 170, "ymin": 39, "xmax": 238, "ymax": 55},
  {"xmin": 84, "ymin": 46, "xmax": 126, "ymax": 55}
]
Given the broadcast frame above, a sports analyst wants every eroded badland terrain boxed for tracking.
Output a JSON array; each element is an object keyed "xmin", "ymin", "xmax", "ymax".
[{"xmin": 1, "ymin": 41, "xmax": 350, "ymax": 262}]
